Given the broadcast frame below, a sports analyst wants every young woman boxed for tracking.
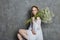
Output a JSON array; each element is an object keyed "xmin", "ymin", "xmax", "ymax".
[{"xmin": 17, "ymin": 5, "xmax": 43, "ymax": 40}]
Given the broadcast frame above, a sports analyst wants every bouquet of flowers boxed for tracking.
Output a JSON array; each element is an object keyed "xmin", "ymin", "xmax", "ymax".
[{"xmin": 25, "ymin": 7, "xmax": 54, "ymax": 25}]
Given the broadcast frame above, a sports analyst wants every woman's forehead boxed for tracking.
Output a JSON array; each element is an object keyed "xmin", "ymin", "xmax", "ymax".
[{"xmin": 32, "ymin": 7, "xmax": 37, "ymax": 10}]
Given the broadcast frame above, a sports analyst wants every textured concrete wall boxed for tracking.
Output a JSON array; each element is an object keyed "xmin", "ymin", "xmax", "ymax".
[{"xmin": 0, "ymin": 0, "xmax": 60, "ymax": 40}]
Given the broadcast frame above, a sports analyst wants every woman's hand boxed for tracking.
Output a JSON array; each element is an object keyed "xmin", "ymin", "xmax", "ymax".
[
  {"xmin": 31, "ymin": 17, "xmax": 36, "ymax": 24},
  {"xmin": 32, "ymin": 17, "xmax": 35, "ymax": 22},
  {"xmin": 31, "ymin": 17, "xmax": 36, "ymax": 35},
  {"xmin": 31, "ymin": 29, "xmax": 36, "ymax": 35},
  {"xmin": 36, "ymin": 17, "xmax": 40, "ymax": 20}
]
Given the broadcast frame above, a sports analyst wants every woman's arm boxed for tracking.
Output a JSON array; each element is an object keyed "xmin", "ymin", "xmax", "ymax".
[
  {"xmin": 28, "ymin": 23, "xmax": 32, "ymax": 30},
  {"xmin": 36, "ymin": 17, "xmax": 41, "ymax": 25},
  {"xmin": 31, "ymin": 17, "xmax": 36, "ymax": 35},
  {"xmin": 31, "ymin": 17, "xmax": 35, "ymax": 23},
  {"xmin": 28, "ymin": 17, "xmax": 35, "ymax": 30}
]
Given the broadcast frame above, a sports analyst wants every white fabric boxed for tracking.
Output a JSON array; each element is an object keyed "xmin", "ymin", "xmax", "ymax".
[{"xmin": 27, "ymin": 19, "xmax": 43, "ymax": 40}]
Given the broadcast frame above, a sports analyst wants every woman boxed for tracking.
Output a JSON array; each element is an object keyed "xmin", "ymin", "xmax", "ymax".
[{"xmin": 17, "ymin": 5, "xmax": 43, "ymax": 40}]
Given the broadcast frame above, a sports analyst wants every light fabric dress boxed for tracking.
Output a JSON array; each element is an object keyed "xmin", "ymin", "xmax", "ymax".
[{"xmin": 26, "ymin": 18, "xmax": 43, "ymax": 40}]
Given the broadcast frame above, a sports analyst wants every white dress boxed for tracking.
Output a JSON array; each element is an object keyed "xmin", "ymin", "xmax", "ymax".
[{"xmin": 26, "ymin": 18, "xmax": 43, "ymax": 40}]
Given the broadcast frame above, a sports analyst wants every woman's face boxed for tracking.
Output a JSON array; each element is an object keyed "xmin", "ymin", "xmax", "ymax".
[{"xmin": 32, "ymin": 7, "xmax": 38, "ymax": 16}]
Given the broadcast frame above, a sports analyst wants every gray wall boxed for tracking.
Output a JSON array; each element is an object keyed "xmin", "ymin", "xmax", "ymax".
[{"xmin": 0, "ymin": 0, "xmax": 60, "ymax": 40}]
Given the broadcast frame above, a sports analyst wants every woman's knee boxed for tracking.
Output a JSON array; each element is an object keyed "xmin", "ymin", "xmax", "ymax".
[
  {"xmin": 18, "ymin": 29, "xmax": 26, "ymax": 34},
  {"xmin": 17, "ymin": 33, "xmax": 20, "ymax": 37},
  {"xmin": 19, "ymin": 29, "xmax": 23, "ymax": 33}
]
